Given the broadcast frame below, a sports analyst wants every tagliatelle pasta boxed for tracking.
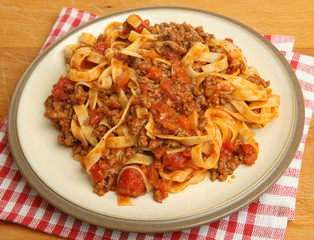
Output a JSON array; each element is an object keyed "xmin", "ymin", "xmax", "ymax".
[{"xmin": 44, "ymin": 15, "xmax": 280, "ymax": 205}]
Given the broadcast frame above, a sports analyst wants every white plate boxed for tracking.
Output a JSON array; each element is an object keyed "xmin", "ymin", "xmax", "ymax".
[{"xmin": 8, "ymin": 7, "xmax": 304, "ymax": 232}]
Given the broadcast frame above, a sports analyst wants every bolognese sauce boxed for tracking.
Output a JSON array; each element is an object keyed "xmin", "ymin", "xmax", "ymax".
[{"xmin": 44, "ymin": 14, "xmax": 279, "ymax": 205}]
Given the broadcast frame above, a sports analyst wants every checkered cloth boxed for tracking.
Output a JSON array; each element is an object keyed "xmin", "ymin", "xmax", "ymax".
[{"xmin": 1, "ymin": 7, "xmax": 314, "ymax": 240}]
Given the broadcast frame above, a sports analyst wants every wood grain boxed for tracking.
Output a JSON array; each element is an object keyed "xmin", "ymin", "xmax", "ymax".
[{"xmin": 0, "ymin": 0, "xmax": 313, "ymax": 239}]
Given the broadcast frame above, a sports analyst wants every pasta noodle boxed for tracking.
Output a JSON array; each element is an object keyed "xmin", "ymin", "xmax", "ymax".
[{"xmin": 44, "ymin": 15, "xmax": 280, "ymax": 205}]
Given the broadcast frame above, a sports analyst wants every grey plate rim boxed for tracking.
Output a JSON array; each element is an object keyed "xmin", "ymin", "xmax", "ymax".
[{"xmin": 7, "ymin": 6, "xmax": 305, "ymax": 233}]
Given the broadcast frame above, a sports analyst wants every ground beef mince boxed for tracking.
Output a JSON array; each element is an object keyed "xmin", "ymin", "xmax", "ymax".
[
  {"xmin": 246, "ymin": 75, "xmax": 270, "ymax": 88},
  {"xmin": 203, "ymin": 75, "xmax": 232, "ymax": 107},
  {"xmin": 151, "ymin": 22, "xmax": 215, "ymax": 57},
  {"xmin": 94, "ymin": 172, "xmax": 118, "ymax": 196},
  {"xmin": 210, "ymin": 138, "xmax": 258, "ymax": 182},
  {"xmin": 44, "ymin": 95, "xmax": 77, "ymax": 147}
]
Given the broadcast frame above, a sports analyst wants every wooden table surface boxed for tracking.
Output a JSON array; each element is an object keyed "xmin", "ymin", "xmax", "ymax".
[{"xmin": 0, "ymin": 0, "xmax": 313, "ymax": 239}]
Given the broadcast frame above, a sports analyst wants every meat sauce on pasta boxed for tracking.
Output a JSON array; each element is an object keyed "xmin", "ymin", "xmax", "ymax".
[{"xmin": 44, "ymin": 15, "xmax": 280, "ymax": 205}]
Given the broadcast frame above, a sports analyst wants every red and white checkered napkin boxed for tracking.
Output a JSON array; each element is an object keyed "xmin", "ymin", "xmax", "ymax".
[{"xmin": 1, "ymin": 7, "xmax": 314, "ymax": 240}]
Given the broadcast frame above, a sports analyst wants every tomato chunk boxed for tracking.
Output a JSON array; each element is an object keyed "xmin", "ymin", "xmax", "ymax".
[
  {"xmin": 151, "ymin": 100, "xmax": 181, "ymax": 131},
  {"xmin": 225, "ymin": 38, "xmax": 234, "ymax": 43},
  {"xmin": 146, "ymin": 66, "xmax": 162, "ymax": 80},
  {"xmin": 89, "ymin": 109, "xmax": 104, "ymax": 124},
  {"xmin": 159, "ymin": 119, "xmax": 179, "ymax": 131},
  {"xmin": 125, "ymin": 14, "xmax": 150, "ymax": 33},
  {"xmin": 90, "ymin": 159, "xmax": 109, "ymax": 182},
  {"xmin": 116, "ymin": 69, "xmax": 129, "ymax": 89},
  {"xmin": 222, "ymin": 142, "xmax": 235, "ymax": 153},
  {"xmin": 151, "ymin": 100, "xmax": 176, "ymax": 119},
  {"xmin": 160, "ymin": 78, "xmax": 176, "ymax": 95},
  {"xmin": 143, "ymin": 50, "xmax": 159, "ymax": 59},
  {"xmin": 137, "ymin": 19, "xmax": 150, "ymax": 33},
  {"xmin": 177, "ymin": 115, "xmax": 192, "ymax": 132},
  {"xmin": 241, "ymin": 144, "xmax": 257, "ymax": 166},
  {"xmin": 159, "ymin": 77, "xmax": 181, "ymax": 103},
  {"xmin": 162, "ymin": 152, "xmax": 189, "ymax": 168},
  {"xmin": 117, "ymin": 168, "xmax": 146, "ymax": 198},
  {"xmin": 220, "ymin": 142, "xmax": 235, "ymax": 161},
  {"xmin": 98, "ymin": 159, "xmax": 109, "ymax": 170},
  {"xmin": 172, "ymin": 65, "xmax": 190, "ymax": 84},
  {"xmin": 52, "ymin": 76, "xmax": 74, "ymax": 100},
  {"xmin": 95, "ymin": 42, "xmax": 110, "ymax": 55}
]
